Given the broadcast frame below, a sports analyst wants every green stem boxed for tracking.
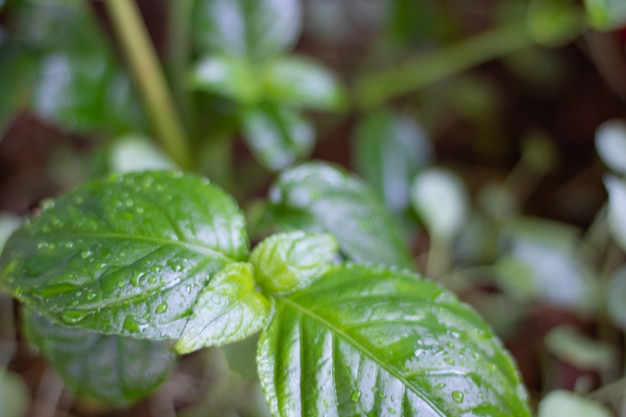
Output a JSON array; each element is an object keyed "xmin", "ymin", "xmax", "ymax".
[
  {"xmin": 105, "ymin": 0, "xmax": 190, "ymax": 168},
  {"xmin": 167, "ymin": 0, "xmax": 194, "ymax": 132},
  {"xmin": 355, "ymin": 19, "xmax": 534, "ymax": 110}
]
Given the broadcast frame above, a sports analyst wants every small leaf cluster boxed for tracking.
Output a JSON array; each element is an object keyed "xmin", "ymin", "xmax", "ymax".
[{"xmin": 0, "ymin": 168, "xmax": 531, "ymax": 416}]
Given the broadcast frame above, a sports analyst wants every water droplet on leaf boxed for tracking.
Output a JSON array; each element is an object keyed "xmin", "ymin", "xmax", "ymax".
[
  {"xmin": 155, "ymin": 303, "xmax": 168, "ymax": 314},
  {"xmin": 452, "ymin": 391, "xmax": 464, "ymax": 403},
  {"xmin": 62, "ymin": 310, "xmax": 88, "ymax": 324},
  {"xmin": 351, "ymin": 390, "xmax": 361, "ymax": 402}
]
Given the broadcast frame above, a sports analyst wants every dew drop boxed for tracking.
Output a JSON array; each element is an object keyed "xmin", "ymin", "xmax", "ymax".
[
  {"xmin": 452, "ymin": 391, "xmax": 464, "ymax": 403},
  {"xmin": 185, "ymin": 285, "xmax": 192, "ymax": 294},
  {"xmin": 155, "ymin": 303, "xmax": 168, "ymax": 314},
  {"xmin": 444, "ymin": 357, "xmax": 455, "ymax": 366},
  {"xmin": 37, "ymin": 242, "xmax": 48, "ymax": 249},
  {"xmin": 131, "ymin": 271, "xmax": 144, "ymax": 286},
  {"xmin": 387, "ymin": 407, "xmax": 396, "ymax": 415},
  {"xmin": 435, "ymin": 383, "xmax": 445, "ymax": 390},
  {"xmin": 136, "ymin": 207, "xmax": 144, "ymax": 214},
  {"xmin": 148, "ymin": 276, "xmax": 157, "ymax": 285},
  {"xmin": 64, "ymin": 241, "xmax": 74, "ymax": 249},
  {"xmin": 86, "ymin": 291, "xmax": 96, "ymax": 300},
  {"xmin": 351, "ymin": 390, "xmax": 361, "ymax": 402},
  {"xmin": 81, "ymin": 250, "xmax": 92, "ymax": 259},
  {"xmin": 117, "ymin": 280, "xmax": 125, "ymax": 288},
  {"xmin": 378, "ymin": 391, "xmax": 386, "ymax": 399},
  {"xmin": 123, "ymin": 315, "xmax": 140, "ymax": 333},
  {"xmin": 62, "ymin": 310, "xmax": 88, "ymax": 324}
]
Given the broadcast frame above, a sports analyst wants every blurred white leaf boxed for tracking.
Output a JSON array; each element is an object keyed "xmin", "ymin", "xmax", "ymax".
[
  {"xmin": 538, "ymin": 390, "xmax": 611, "ymax": 417},
  {"xmin": 604, "ymin": 175, "xmax": 626, "ymax": 252},
  {"xmin": 545, "ymin": 326, "xmax": 616, "ymax": 371},
  {"xmin": 0, "ymin": 370, "xmax": 29, "ymax": 417},
  {"xmin": 410, "ymin": 167, "xmax": 469, "ymax": 241},
  {"xmin": 596, "ymin": 120, "xmax": 626, "ymax": 174},
  {"xmin": 510, "ymin": 238, "xmax": 597, "ymax": 313},
  {"xmin": 0, "ymin": 213, "xmax": 21, "ymax": 254},
  {"xmin": 110, "ymin": 135, "xmax": 177, "ymax": 174}
]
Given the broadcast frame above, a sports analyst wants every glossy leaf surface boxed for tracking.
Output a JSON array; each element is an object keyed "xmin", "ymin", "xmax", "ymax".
[
  {"xmin": 353, "ymin": 111, "xmax": 432, "ymax": 212},
  {"xmin": 250, "ymin": 231, "xmax": 338, "ymax": 294},
  {"xmin": 242, "ymin": 104, "xmax": 314, "ymax": 171},
  {"xmin": 23, "ymin": 308, "xmax": 176, "ymax": 403},
  {"xmin": 174, "ymin": 262, "xmax": 271, "ymax": 354},
  {"xmin": 23, "ymin": 2, "xmax": 143, "ymax": 133},
  {"xmin": 0, "ymin": 171, "xmax": 249, "ymax": 342},
  {"xmin": 193, "ymin": 0, "xmax": 302, "ymax": 62},
  {"xmin": 257, "ymin": 263, "xmax": 531, "ymax": 417},
  {"xmin": 584, "ymin": 0, "xmax": 626, "ymax": 30},
  {"xmin": 266, "ymin": 163, "xmax": 415, "ymax": 269},
  {"xmin": 264, "ymin": 56, "xmax": 346, "ymax": 111}
]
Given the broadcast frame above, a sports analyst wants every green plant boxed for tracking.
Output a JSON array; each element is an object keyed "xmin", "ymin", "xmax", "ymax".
[{"xmin": 1, "ymin": 0, "xmax": 626, "ymax": 416}]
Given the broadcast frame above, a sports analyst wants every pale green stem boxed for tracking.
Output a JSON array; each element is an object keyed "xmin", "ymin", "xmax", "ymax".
[
  {"xmin": 355, "ymin": 19, "xmax": 534, "ymax": 110},
  {"xmin": 167, "ymin": 0, "xmax": 193, "ymax": 131},
  {"xmin": 425, "ymin": 234, "xmax": 451, "ymax": 279},
  {"xmin": 105, "ymin": 0, "xmax": 190, "ymax": 168}
]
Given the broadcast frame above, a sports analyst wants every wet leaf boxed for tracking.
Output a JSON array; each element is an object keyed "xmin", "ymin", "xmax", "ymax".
[
  {"xmin": 257, "ymin": 263, "xmax": 531, "ymax": 417},
  {"xmin": 193, "ymin": 0, "xmax": 302, "ymax": 62},
  {"xmin": 411, "ymin": 168, "xmax": 469, "ymax": 242},
  {"xmin": 605, "ymin": 175, "xmax": 626, "ymax": 252},
  {"xmin": 174, "ymin": 263, "xmax": 271, "ymax": 354},
  {"xmin": 0, "ymin": 369, "xmax": 29, "ymax": 417},
  {"xmin": 250, "ymin": 231, "xmax": 338, "ymax": 294},
  {"xmin": 596, "ymin": 119, "xmax": 626, "ymax": 174},
  {"xmin": 241, "ymin": 104, "xmax": 314, "ymax": 171},
  {"xmin": 538, "ymin": 390, "xmax": 611, "ymax": 417},
  {"xmin": 353, "ymin": 111, "xmax": 432, "ymax": 212},
  {"xmin": 583, "ymin": 0, "xmax": 626, "ymax": 30},
  {"xmin": 266, "ymin": 162, "xmax": 415, "ymax": 269},
  {"xmin": 0, "ymin": 171, "xmax": 253, "ymax": 346},
  {"xmin": 23, "ymin": 308, "xmax": 176, "ymax": 403},
  {"xmin": 263, "ymin": 56, "xmax": 346, "ymax": 111}
]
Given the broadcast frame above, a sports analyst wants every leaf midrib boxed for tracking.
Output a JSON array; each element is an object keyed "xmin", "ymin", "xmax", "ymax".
[{"xmin": 279, "ymin": 297, "xmax": 448, "ymax": 417}]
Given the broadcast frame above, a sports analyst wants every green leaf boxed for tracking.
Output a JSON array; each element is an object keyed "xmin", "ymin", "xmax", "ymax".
[
  {"xmin": 263, "ymin": 56, "xmax": 346, "ymax": 111},
  {"xmin": 0, "ymin": 171, "xmax": 252, "ymax": 345},
  {"xmin": 266, "ymin": 162, "xmax": 415, "ymax": 269},
  {"xmin": 190, "ymin": 54, "xmax": 261, "ymax": 104},
  {"xmin": 538, "ymin": 390, "xmax": 611, "ymax": 417},
  {"xmin": 22, "ymin": 308, "xmax": 176, "ymax": 403},
  {"xmin": 353, "ymin": 111, "xmax": 432, "ymax": 212},
  {"xmin": 583, "ymin": 0, "xmax": 626, "ymax": 30},
  {"xmin": 0, "ymin": 213, "xmax": 21, "ymax": 254},
  {"xmin": 596, "ymin": 119, "xmax": 626, "ymax": 174},
  {"xmin": 174, "ymin": 262, "xmax": 271, "ymax": 354},
  {"xmin": 0, "ymin": 43, "xmax": 36, "ymax": 134},
  {"xmin": 411, "ymin": 168, "xmax": 469, "ymax": 242},
  {"xmin": 604, "ymin": 175, "xmax": 626, "ymax": 253},
  {"xmin": 241, "ymin": 104, "xmax": 315, "ymax": 171},
  {"xmin": 21, "ymin": 2, "xmax": 143, "ymax": 133},
  {"xmin": 257, "ymin": 263, "xmax": 531, "ymax": 417},
  {"xmin": 250, "ymin": 231, "xmax": 338, "ymax": 294},
  {"xmin": 0, "ymin": 370, "xmax": 29, "ymax": 417},
  {"xmin": 193, "ymin": 0, "xmax": 302, "ymax": 62}
]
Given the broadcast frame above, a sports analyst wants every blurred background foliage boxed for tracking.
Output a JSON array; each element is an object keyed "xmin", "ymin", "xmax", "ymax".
[{"xmin": 1, "ymin": 0, "xmax": 626, "ymax": 416}]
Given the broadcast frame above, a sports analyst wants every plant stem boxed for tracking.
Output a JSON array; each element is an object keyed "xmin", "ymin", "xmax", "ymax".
[
  {"xmin": 355, "ymin": 19, "xmax": 533, "ymax": 110},
  {"xmin": 167, "ymin": 0, "xmax": 194, "ymax": 132},
  {"xmin": 105, "ymin": 0, "xmax": 190, "ymax": 168}
]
